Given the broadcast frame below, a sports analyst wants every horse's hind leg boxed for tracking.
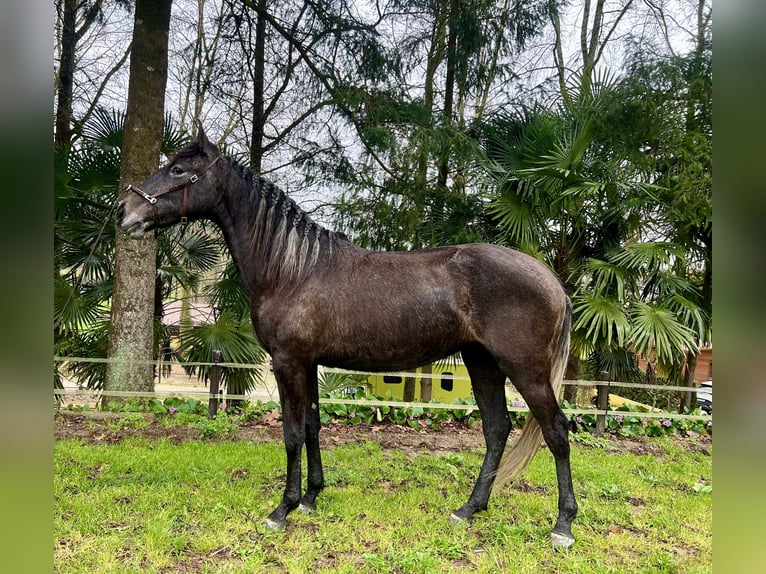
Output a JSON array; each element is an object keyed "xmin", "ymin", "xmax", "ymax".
[
  {"xmin": 511, "ymin": 370, "xmax": 578, "ymax": 547},
  {"xmin": 451, "ymin": 344, "xmax": 511, "ymax": 522},
  {"xmin": 300, "ymin": 366, "xmax": 324, "ymax": 513}
]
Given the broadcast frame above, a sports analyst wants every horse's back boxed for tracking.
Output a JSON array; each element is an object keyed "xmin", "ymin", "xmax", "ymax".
[
  {"xmin": 448, "ymin": 243, "xmax": 567, "ymax": 309},
  {"xmin": 332, "ymin": 242, "xmax": 566, "ymax": 327}
]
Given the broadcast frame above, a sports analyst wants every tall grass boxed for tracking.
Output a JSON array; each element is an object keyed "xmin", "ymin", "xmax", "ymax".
[{"xmin": 55, "ymin": 436, "xmax": 711, "ymax": 573}]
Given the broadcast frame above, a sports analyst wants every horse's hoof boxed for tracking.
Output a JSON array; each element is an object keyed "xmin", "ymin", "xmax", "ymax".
[
  {"xmin": 449, "ymin": 512, "xmax": 470, "ymax": 524},
  {"xmin": 550, "ymin": 531, "xmax": 575, "ymax": 549},
  {"xmin": 264, "ymin": 517, "xmax": 286, "ymax": 531},
  {"xmin": 298, "ymin": 503, "xmax": 314, "ymax": 515}
]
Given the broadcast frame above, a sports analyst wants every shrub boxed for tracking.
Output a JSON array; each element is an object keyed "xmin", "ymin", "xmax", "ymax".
[
  {"xmin": 196, "ymin": 410, "xmax": 238, "ymax": 439},
  {"xmin": 562, "ymin": 400, "xmax": 711, "ymax": 437}
]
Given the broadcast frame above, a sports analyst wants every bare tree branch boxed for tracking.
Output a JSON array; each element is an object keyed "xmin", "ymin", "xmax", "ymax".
[
  {"xmin": 74, "ymin": 42, "xmax": 132, "ymax": 140},
  {"xmin": 239, "ymin": 0, "xmax": 398, "ymax": 179}
]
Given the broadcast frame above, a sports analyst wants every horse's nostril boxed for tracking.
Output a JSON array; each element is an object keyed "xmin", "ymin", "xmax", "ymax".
[{"xmin": 115, "ymin": 201, "xmax": 125, "ymax": 223}]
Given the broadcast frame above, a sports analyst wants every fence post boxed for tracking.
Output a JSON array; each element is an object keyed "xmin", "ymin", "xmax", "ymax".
[
  {"xmin": 596, "ymin": 370, "xmax": 610, "ymax": 434},
  {"xmin": 208, "ymin": 350, "xmax": 223, "ymax": 419}
]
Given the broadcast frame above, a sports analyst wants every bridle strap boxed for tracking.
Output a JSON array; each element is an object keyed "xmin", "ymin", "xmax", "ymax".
[{"xmin": 125, "ymin": 156, "xmax": 221, "ymax": 224}]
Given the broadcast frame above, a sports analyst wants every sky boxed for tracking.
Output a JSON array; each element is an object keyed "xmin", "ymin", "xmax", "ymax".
[{"xmin": 56, "ymin": 0, "xmax": 707, "ymax": 222}]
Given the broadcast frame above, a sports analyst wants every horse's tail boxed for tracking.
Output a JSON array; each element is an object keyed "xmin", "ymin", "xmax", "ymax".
[{"xmin": 492, "ymin": 296, "xmax": 572, "ymax": 489}]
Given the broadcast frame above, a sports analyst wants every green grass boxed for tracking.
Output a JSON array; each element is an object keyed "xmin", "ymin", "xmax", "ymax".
[{"xmin": 55, "ymin": 436, "xmax": 711, "ymax": 573}]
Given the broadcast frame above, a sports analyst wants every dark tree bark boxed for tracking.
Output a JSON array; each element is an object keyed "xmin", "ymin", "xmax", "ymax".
[
  {"xmin": 250, "ymin": 0, "xmax": 267, "ymax": 171},
  {"xmin": 437, "ymin": 0, "xmax": 459, "ymax": 192},
  {"xmin": 55, "ymin": 0, "xmax": 105, "ymax": 149},
  {"xmin": 403, "ymin": 375, "xmax": 416, "ymax": 403},
  {"xmin": 106, "ymin": 0, "xmax": 172, "ymax": 399},
  {"xmin": 54, "ymin": 0, "xmax": 77, "ymax": 150},
  {"xmin": 563, "ymin": 352, "xmax": 580, "ymax": 405},
  {"xmin": 419, "ymin": 363, "xmax": 433, "ymax": 403}
]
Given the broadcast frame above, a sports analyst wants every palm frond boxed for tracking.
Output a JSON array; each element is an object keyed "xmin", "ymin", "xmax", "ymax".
[
  {"xmin": 665, "ymin": 293, "xmax": 710, "ymax": 344},
  {"xmin": 57, "ymin": 320, "xmax": 111, "ymax": 390},
  {"xmin": 487, "ymin": 191, "xmax": 543, "ymax": 247},
  {"xmin": 584, "ymin": 257, "xmax": 627, "ymax": 301},
  {"xmin": 162, "ymin": 113, "xmax": 191, "ymax": 155},
  {"xmin": 607, "ymin": 242, "xmax": 683, "ymax": 272},
  {"xmin": 66, "ymin": 146, "xmax": 121, "ymax": 195},
  {"xmin": 203, "ymin": 263, "xmax": 251, "ymax": 318},
  {"xmin": 160, "ymin": 224, "xmax": 223, "ymax": 275},
  {"xmin": 54, "ymin": 278, "xmax": 109, "ymax": 334},
  {"xmin": 319, "ymin": 371, "xmax": 369, "ymax": 395},
  {"xmin": 156, "ymin": 266, "xmax": 198, "ymax": 293},
  {"xmin": 177, "ymin": 312, "xmax": 265, "ymax": 396},
  {"xmin": 629, "ymin": 302, "xmax": 697, "ymax": 367},
  {"xmin": 81, "ymin": 107, "xmax": 125, "ymax": 150},
  {"xmin": 572, "ymin": 293, "xmax": 630, "ymax": 348},
  {"xmin": 585, "ymin": 347, "xmax": 642, "ymax": 385},
  {"xmin": 640, "ymin": 268, "xmax": 694, "ymax": 301}
]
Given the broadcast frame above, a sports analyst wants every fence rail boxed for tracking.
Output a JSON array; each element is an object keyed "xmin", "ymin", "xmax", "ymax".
[
  {"xmin": 54, "ymin": 355, "xmax": 712, "ymax": 422},
  {"xmin": 53, "ymin": 356, "xmax": 702, "ymax": 393}
]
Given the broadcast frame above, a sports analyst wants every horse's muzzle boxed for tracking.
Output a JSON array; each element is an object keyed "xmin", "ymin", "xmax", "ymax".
[{"xmin": 114, "ymin": 199, "xmax": 152, "ymax": 238}]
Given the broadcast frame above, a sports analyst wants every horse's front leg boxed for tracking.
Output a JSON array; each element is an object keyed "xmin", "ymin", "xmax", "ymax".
[
  {"xmin": 265, "ymin": 357, "xmax": 308, "ymax": 530},
  {"xmin": 299, "ymin": 366, "xmax": 324, "ymax": 513}
]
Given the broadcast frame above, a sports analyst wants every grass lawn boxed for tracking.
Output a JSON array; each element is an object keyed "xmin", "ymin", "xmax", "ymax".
[{"xmin": 54, "ymin": 424, "xmax": 711, "ymax": 573}]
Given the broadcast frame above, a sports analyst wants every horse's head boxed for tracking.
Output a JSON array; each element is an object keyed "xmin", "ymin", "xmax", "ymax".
[{"xmin": 116, "ymin": 124, "xmax": 223, "ymax": 238}]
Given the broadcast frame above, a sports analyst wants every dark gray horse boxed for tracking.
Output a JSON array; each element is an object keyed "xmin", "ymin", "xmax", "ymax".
[{"xmin": 116, "ymin": 125, "xmax": 577, "ymax": 547}]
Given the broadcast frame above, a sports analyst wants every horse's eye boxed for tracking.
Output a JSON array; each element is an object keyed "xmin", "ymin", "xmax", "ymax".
[{"xmin": 170, "ymin": 165, "xmax": 185, "ymax": 176}]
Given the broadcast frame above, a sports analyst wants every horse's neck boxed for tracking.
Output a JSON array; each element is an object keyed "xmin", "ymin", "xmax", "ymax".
[
  {"xmin": 213, "ymin": 171, "xmax": 267, "ymax": 293},
  {"xmin": 214, "ymin": 167, "xmax": 346, "ymax": 297}
]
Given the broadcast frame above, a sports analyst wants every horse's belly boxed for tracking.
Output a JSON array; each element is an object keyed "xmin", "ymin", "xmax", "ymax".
[
  {"xmin": 320, "ymin": 346, "xmax": 461, "ymax": 372},
  {"xmin": 319, "ymin": 313, "xmax": 466, "ymax": 371}
]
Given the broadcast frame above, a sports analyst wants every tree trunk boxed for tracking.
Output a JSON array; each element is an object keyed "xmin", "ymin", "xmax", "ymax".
[
  {"xmin": 578, "ymin": 0, "xmax": 634, "ymax": 95},
  {"xmin": 562, "ymin": 352, "xmax": 580, "ymax": 405},
  {"xmin": 403, "ymin": 375, "xmax": 416, "ymax": 402},
  {"xmin": 153, "ymin": 273, "xmax": 167, "ymax": 381},
  {"xmin": 106, "ymin": 0, "xmax": 172, "ymax": 401},
  {"xmin": 54, "ymin": 0, "xmax": 77, "ymax": 150},
  {"xmin": 679, "ymin": 349, "xmax": 698, "ymax": 413},
  {"xmin": 56, "ymin": 0, "xmax": 105, "ymax": 148},
  {"xmin": 250, "ymin": 0, "xmax": 267, "ymax": 171},
  {"xmin": 417, "ymin": 8, "xmax": 446, "ymax": 189},
  {"xmin": 644, "ymin": 361, "xmax": 658, "ymax": 409},
  {"xmin": 437, "ymin": 0, "xmax": 459, "ymax": 192},
  {"xmin": 473, "ymin": 0, "xmax": 511, "ymax": 121},
  {"xmin": 549, "ymin": 6, "xmax": 570, "ymax": 109},
  {"xmin": 420, "ymin": 363, "xmax": 433, "ymax": 403}
]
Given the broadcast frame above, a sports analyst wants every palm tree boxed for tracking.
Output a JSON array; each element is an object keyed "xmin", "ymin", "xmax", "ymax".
[
  {"xmin": 54, "ymin": 111, "xmax": 121, "ymax": 392},
  {"xmin": 480, "ymin": 73, "xmax": 701, "ymax": 401},
  {"xmin": 178, "ymin": 260, "xmax": 266, "ymax": 401},
  {"xmin": 617, "ymin": 39, "xmax": 712, "ymax": 409}
]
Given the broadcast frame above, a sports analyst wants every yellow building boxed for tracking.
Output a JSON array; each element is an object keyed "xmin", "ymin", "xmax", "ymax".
[{"xmin": 365, "ymin": 361, "xmax": 474, "ymax": 402}]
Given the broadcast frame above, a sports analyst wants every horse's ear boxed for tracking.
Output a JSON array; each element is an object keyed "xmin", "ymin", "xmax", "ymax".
[{"xmin": 195, "ymin": 121, "xmax": 217, "ymax": 154}]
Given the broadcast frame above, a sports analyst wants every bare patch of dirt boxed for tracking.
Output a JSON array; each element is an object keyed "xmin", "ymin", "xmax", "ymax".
[
  {"xmin": 53, "ymin": 410, "xmax": 487, "ymax": 454},
  {"xmin": 54, "ymin": 410, "xmax": 710, "ymax": 456},
  {"xmin": 604, "ymin": 433, "xmax": 712, "ymax": 457}
]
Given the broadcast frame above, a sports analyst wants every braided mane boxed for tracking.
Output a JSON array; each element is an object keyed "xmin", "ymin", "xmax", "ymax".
[{"xmin": 225, "ymin": 158, "xmax": 342, "ymax": 286}]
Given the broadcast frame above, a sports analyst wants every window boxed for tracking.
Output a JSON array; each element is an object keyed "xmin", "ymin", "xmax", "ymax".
[
  {"xmin": 441, "ymin": 372, "xmax": 454, "ymax": 392},
  {"xmin": 384, "ymin": 375, "xmax": 402, "ymax": 385},
  {"xmin": 340, "ymin": 386, "xmax": 366, "ymax": 397}
]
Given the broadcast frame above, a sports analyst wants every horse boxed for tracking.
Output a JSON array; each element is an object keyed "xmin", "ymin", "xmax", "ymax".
[{"xmin": 115, "ymin": 124, "xmax": 578, "ymax": 548}]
